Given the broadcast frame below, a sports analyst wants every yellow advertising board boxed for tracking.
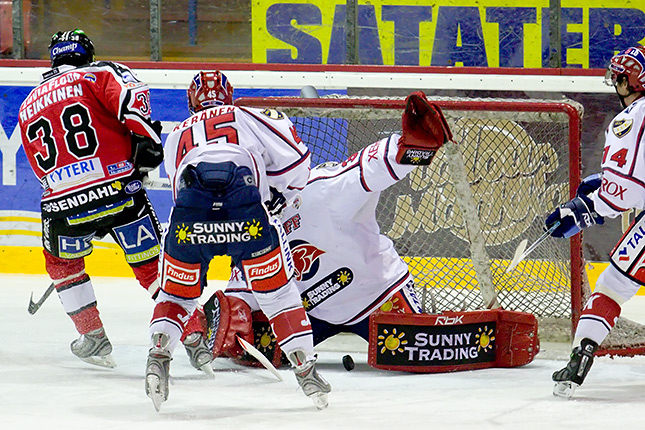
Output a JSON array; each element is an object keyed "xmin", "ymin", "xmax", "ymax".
[{"xmin": 252, "ymin": 0, "xmax": 645, "ymax": 68}]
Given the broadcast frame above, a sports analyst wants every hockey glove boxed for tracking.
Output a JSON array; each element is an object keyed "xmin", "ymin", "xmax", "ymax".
[
  {"xmin": 132, "ymin": 134, "xmax": 164, "ymax": 173},
  {"xmin": 265, "ymin": 187, "xmax": 287, "ymax": 218},
  {"xmin": 576, "ymin": 173, "xmax": 602, "ymax": 198},
  {"xmin": 545, "ymin": 194, "xmax": 604, "ymax": 238},
  {"xmin": 396, "ymin": 91, "xmax": 452, "ymax": 165},
  {"xmin": 150, "ymin": 119, "xmax": 163, "ymax": 138}
]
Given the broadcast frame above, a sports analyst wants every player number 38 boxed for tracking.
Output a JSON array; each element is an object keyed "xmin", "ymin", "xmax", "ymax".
[{"xmin": 26, "ymin": 103, "xmax": 99, "ymax": 172}]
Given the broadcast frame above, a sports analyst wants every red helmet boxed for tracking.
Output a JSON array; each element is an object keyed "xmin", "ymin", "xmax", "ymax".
[
  {"xmin": 605, "ymin": 45, "xmax": 645, "ymax": 92},
  {"xmin": 187, "ymin": 71, "xmax": 234, "ymax": 114}
]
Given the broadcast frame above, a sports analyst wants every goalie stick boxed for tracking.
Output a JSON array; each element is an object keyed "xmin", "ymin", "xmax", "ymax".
[
  {"xmin": 505, "ymin": 221, "xmax": 561, "ymax": 273},
  {"xmin": 236, "ymin": 335, "xmax": 283, "ymax": 381},
  {"xmin": 28, "ymin": 283, "xmax": 55, "ymax": 315}
]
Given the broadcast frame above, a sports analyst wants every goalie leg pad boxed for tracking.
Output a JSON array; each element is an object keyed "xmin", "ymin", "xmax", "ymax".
[
  {"xmin": 203, "ymin": 290, "xmax": 254, "ymax": 358},
  {"xmin": 231, "ymin": 310, "xmax": 289, "ymax": 369},
  {"xmin": 368, "ymin": 309, "xmax": 539, "ymax": 372}
]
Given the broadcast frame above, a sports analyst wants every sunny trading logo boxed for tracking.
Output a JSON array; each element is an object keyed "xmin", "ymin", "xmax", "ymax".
[
  {"xmin": 375, "ymin": 322, "xmax": 497, "ymax": 366},
  {"xmin": 175, "ymin": 220, "xmax": 263, "ymax": 245}
]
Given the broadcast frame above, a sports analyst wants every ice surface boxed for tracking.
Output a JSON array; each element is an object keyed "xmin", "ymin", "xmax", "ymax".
[{"xmin": 2, "ymin": 274, "xmax": 645, "ymax": 430}]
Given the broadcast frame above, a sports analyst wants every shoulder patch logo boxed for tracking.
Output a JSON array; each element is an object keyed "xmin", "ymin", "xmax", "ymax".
[
  {"xmin": 83, "ymin": 73, "xmax": 96, "ymax": 82},
  {"xmin": 260, "ymin": 108, "xmax": 284, "ymax": 120},
  {"xmin": 613, "ymin": 119, "xmax": 633, "ymax": 138}
]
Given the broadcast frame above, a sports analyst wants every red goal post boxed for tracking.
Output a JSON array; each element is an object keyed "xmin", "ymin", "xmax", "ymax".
[{"xmin": 234, "ymin": 94, "xmax": 643, "ymax": 356}]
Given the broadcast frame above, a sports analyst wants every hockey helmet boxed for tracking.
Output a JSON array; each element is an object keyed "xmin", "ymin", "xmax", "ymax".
[
  {"xmin": 187, "ymin": 71, "xmax": 234, "ymax": 114},
  {"xmin": 49, "ymin": 29, "xmax": 95, "ymax": 68},
  {"xmin": 605, "ymin": 45, "xmax": 645, "ymax": 92}
]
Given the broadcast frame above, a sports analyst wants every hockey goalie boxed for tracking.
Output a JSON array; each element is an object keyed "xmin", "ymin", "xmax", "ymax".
[{"xmin": 182, "ymin": 91, "xmax": 540, "ymax": 373}]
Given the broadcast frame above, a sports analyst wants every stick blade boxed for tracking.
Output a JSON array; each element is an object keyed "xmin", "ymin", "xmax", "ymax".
[
  {"xmin": 506, "ymin": 239, "xmax": 528, "ymax": 273},
  {"xmin": 236, "ymin": 335, "xmax": 283, "ymax": 381},
  {"xmin": 27, "ymin": 292, "xmax": 37, "ymax": 315}
]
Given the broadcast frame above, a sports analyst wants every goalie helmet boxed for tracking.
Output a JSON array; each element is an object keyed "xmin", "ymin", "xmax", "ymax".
[
  {"xmin": 49, "ymin": 29, "xmax": 95, "ymax": 68},
  {"xmin": 604, "ymin": 45, "xmax": 645, "ymax": 92},
  {"xmin": 187, "ymin": 71, "xmax": 234, "ymax": 114}
]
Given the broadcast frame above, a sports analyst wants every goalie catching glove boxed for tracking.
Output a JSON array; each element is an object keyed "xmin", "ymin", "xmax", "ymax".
[
  {"xmin": 545, "ymin": 173, "xmax": 605, "ymax": 238},
  {"xmin": 396, "ymin": 91, "xmax": 452, "ymax": 165}
]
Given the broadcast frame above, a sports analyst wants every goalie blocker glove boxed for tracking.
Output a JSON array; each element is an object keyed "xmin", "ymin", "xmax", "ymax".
[
  {"xmin": 545, "ymin": 193, "xmax": 604, "ymax": 239},
  {"xmin": 396, "ymin": 91, "xmax": 452, "ymax": 165}
]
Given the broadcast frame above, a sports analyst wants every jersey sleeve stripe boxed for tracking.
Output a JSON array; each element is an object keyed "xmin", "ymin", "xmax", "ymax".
[
  {"xmin": 602, "ymin": 166, "xmax": 645, "ymax": 189},
  {"xmin": 597, "ymin": 192, "xmax": 628, "ymax": 213},
  {"xmin": 307, "ymin": 162, "xmax": 360, "ymax": 185},
  {"xmin": 383, "ymin": 136, "xmax": 401, "ymax": 181},
  {"xmin": 358, "ymin": 148, "xmax": 372, "ymax": 192},
  {"xmin": 238, "ymin": 107, "xmax": 307, "ymax": 156},
  {"xmin": 266, "ymin": 150, "xmax": 311, "ymax": 176},
  {"xmin": 628, "ymin": 119, "xmax": 645, "ymax": 176},
  {"xmin": 343, "ymin": 271, "xmax": 414, "ymax": 325}
]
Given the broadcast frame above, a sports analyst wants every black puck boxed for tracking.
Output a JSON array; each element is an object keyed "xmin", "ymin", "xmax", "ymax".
[{"xmin": 342, "ymin": 354, "xmax": 355, "ymax": 371}]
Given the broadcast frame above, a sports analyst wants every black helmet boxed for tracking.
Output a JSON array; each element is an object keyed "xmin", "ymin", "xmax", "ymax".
[{"xmin": 49, "ymin": 29, "xmax": 95, "ymax": 68}]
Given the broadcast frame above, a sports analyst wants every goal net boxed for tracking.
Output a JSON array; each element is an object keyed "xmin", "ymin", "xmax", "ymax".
[{"xmin": 234, "ymin": 95, "xmax": 643, "ymax": 355}]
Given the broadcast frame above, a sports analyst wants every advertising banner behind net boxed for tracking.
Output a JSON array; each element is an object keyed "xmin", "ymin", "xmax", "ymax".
[{"xmin": 252, "ymin": 0, "xmax": 645, "ymax": 68}]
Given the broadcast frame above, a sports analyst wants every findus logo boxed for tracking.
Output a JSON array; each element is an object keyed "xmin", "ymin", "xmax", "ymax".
[{"xmin": 375, "ymin": 322, "xmax": 496, "ymax": 366}]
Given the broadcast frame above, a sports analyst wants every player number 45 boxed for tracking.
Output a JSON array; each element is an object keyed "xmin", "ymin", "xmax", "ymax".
[
  {"xmin": 603, "ymin": 146, "xmax": 628, "ymax": 168},
  {"xmin": 175, "ymin": 112, "xmax": 239, "ymax": 168}
]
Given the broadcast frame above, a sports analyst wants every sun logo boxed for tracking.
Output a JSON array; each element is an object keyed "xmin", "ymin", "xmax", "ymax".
[
  {"xmin": 302, "ymin": 297, "xmax": 311, "ymax": 311},
  {"xmin": 245, "ymin": 220, "xmax": 262, "ymax": 238},
  {"xmin": 476, "ymin": 326, "xmax": 495, "ymax": 352},
  {"xmin": 254, "ymin": 325, "xmax": 276, "ymax": 352},
  {"xmin": 379, "ymin": 297, "xmax": 403, "ymax": 313},
  {"xmin": 337, "ymin": 269, "xmax": 352, "ymax": 285},
  {"xmin": 175, "ymin": 223, "xmax": 191, "ymax": 243},
  {"xmin": 377, "ymin": 328, "xmax": 408, "ymax": 355}
]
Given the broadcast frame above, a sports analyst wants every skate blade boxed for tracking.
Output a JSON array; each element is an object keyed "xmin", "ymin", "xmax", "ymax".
[
  {"xmin": 553, "ymin": 381, "xmax": 578, "ymax": 398},
  {"xmin": 199, "ymin": 362, "xmax": 215, "ymax": 377},
  {"xmin": 309, "ymin": 392, "xmax": 329, "ymax": 410},
  {"xmin": 146, "ymin": 374, "xmax": 166, "ymax": 412},
  {"xmin": 79, "ymin": 354, "xmax": 117, "ymax": 369}
]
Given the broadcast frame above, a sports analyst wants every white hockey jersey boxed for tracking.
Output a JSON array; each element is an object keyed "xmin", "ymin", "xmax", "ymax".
[
  {"xmin": 228, "ymin": 135, "xmax": 417, "ymax": 325},
  {"xmin": 163, "ymin": 105, "xmax": 310, "ymax": 201},
  {"xmin": 591, "ymin": 96, "xmax": 645, "ymax": 218}
]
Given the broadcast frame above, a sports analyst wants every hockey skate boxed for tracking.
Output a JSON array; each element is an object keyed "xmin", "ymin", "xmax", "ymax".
[
  {"xmin": 146, "ymin": 332, "xmax": 172, "ymax": 412},
  {"xmin": 290, "ymin": 350, "xmax": 331, "ymax": 410},
  {"xmin": 553, "ymin": 338, "xmax": 598, "ymax": 398},
  {"xmin": 183, "ymin": 332, "xmax": 214, "ymax": 376},
  {"xmin": 70, "ymin": 327, "xmax": 116, "ymax": 368}
]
